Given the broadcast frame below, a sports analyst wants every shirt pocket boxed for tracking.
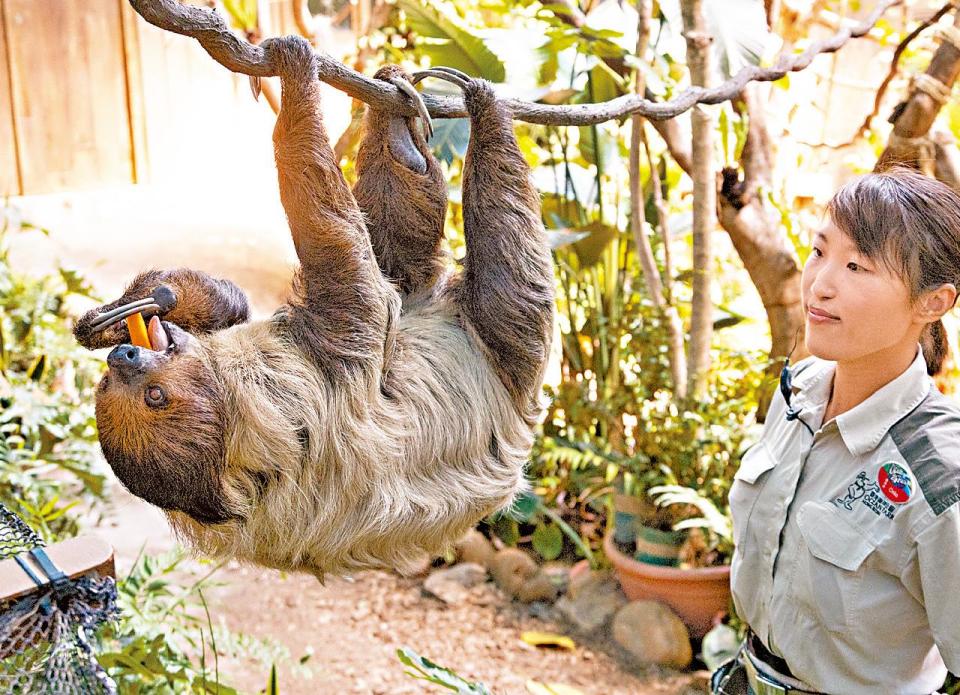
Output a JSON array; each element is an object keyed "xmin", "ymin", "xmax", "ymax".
[
  {"xmin": 729, "ymin": 441, "xmax": 778, "ymax": 546},
  {"xmin": 791, "ymin": 501, "xmax": 877, "ymax": 634}
]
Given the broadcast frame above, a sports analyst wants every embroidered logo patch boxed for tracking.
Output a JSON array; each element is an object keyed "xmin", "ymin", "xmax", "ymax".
[
  {"xmin": 877, "ymin": 462, "xmax": 913, "ymax": 504},
  {"xmin": 835, "ymin": 471, "xmax": 879, "ymax": 511},
  {"xmin": 833, "ymin": 468, "xmax": 905, "ymax": 520}
]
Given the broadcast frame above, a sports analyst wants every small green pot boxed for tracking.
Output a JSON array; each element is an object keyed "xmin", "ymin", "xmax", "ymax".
[
  {"xmin": 633, "ymin": 524, "xmax": 686, "ymax": 567},
  {"xmin": 612, "ymin": 493, "xmax": 644, "ymax": 544}
]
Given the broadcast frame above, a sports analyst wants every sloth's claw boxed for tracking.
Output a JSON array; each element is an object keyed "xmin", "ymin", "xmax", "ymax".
[
  {"xmin": 89, "ymin": 298, "xmax": 161, "ymax": 332},
  {"xmin": 428, "ymin": 66, "xmax": 471, "ymax": 82},
  {"xmin": 387, "ymin": 76, "xmax": 433, "ymax": 141},
  {"xmin": 88, "ymin": 285, "xmax": 177, "ymax": 333},
  {"xmin": 411, "ymin": 68, "xmax": 472, "ymax": 91}
]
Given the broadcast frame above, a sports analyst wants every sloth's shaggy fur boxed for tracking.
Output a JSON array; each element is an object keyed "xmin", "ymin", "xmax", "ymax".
[{"xmin": 74, "ymin": 38, "xmax": 554, "ymax": 577}]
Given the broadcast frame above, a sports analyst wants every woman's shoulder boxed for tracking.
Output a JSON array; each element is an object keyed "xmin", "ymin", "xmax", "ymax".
[{"xmin": 889, "ymin": 386, "xmax": 960, "ymax": 518}]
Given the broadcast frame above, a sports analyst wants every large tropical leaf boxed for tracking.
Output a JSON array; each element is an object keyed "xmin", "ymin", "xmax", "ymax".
[
  {"xmin": 221, "ymin": 0, "xmax": 257, "ymax": 32},
  {"xmin": 657, "ymin": 0, "xmax": 776, "ymax": 80},
  {"xmin": 398, "ymin": 0, "xmax": 506, "ymax": 82},
  {"xmin": 429, "ymin": 117, "xmax": 471, "ymax": 165}
]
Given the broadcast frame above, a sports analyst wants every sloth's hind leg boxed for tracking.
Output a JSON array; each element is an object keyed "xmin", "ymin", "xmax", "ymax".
[
  {"xmin": 416, "ymin": 70, "xmax": 554, "ymax": 409},
  {"xmin": 353, "ymin": 66, "xmax": 448, "ymax": 298}
]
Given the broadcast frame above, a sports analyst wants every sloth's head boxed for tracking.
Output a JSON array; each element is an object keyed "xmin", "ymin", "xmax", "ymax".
[{"xmin": 95, "ymin": 320, "xmax": 235, "ymax": 524}]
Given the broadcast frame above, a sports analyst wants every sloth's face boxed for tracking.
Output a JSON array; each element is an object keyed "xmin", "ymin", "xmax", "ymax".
[{"xmin": 95, "ymin": 321, "xmax": 235, "ymax": 524}]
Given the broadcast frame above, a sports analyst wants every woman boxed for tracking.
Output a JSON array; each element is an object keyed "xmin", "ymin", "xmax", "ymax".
[{"xmin": 713, "ymin": 169, "xmax": 960, "ymax": 694}]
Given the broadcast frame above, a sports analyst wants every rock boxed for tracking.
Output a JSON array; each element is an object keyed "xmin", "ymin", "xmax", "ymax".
[
  {"xmin": 612, "ymin": 600, "xmax": 693, "ymax": 669},
  {"xmin": 490, "ymin": 548, "xmax": 538, "ymax": 596},
  {"xmin": 515, "ymin": 570, "xmax": 559, "ymax": 603},
  {"xmin": 556, "ymin": 570, "xmax": 627, "ymax": 634},
  {"xmin": 567, "ymin": 568, "xmax": 614, "ymax": 600},
  {"xmin": 455, "ymin": 529, "xmax": 496, "ymax": 568},
  {"xmin": 423, "ymin": 562, "xmax": 488, "ymax": 604},
  {"xmin": 540, "ymin": 561, "xmax": 572, "ymax": 594}
]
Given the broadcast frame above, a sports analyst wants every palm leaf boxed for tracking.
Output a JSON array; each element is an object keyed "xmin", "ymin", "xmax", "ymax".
[{"xmin": 398, "ymin": 0, "xmax": 506, "ymax": 82}]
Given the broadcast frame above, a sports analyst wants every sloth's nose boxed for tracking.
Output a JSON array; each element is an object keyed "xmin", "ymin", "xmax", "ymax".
[{"xmin": 107, "ymin": 344, "xmax": 145, "ymax": 378}]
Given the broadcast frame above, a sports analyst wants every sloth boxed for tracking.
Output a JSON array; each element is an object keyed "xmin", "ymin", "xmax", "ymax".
[{"xmin": 73, "ymin": 37, "xmax": 554, "ymax": 578}]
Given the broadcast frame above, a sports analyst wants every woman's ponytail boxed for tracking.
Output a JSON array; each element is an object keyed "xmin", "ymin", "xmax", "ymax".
[{"xmin": 921, "ymin": 319, "xmax": 948, "ymax": 376}]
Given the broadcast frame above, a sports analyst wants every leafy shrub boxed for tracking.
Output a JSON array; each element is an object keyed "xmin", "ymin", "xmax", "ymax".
[{"xmin": 0, "ymin": 205, "xmax": 290, "ymax": 692}]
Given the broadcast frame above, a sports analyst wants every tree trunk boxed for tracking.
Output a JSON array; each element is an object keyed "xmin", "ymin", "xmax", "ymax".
[
  {"xmin": 630, "ymin": 0, "xmax": 688, "ymax": 399},
  {"xmin": 718, "ymin": 88, "xmax": 805, "ymax": 364},
  {"xmin": 682, "ymin": 0, "xmax": 716, "ymax": 401}
]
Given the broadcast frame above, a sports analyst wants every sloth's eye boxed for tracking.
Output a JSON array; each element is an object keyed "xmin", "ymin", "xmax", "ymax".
[{"xmin": 145, "ymin": 385, "xmax": 167, "ymax": 408}]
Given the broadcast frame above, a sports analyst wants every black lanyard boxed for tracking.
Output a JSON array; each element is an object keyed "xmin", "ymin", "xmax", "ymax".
[{"xmin": 780, "ymin": 359, "xmax": 814, "ymax": 436}]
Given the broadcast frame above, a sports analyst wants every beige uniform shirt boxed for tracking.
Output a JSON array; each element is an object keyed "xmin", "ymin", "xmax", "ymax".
[{"xmin": 730, "ymin": 346, "xmax": 960, "ymax": 694}]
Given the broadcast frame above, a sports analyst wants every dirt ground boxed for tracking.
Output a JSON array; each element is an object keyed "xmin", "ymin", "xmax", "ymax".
[
  {"xmin": 208, "ymin": 561, "xmax": 710, "ymax": 695},
  {"xmin": 91, "ymin": 486, "xmax": 710, "ymax": 695},
  {"xmin": 11, "ymin": 186, "xmax": 709, "ymax": 695}
]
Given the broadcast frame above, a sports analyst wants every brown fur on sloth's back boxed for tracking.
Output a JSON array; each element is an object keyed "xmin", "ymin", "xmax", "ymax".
[{"xmin": 167, "ymin": 294, "xmax": 532, "ymax": 576}]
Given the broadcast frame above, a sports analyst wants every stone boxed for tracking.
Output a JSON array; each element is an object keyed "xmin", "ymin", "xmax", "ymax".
[
  {"xmin": 566, "ymin": 568, "xmax": 614, "ymax": 600},
  {"xmin": 540, "ymin": 561, "xmax": 572, "ymax": 594},
  {"xmin": 490, "ymin": 548, "xmax": 538, "ymax": 596},
  {"xmin": 455, "ymin": 529, "xmax": 496, "ymax": 568},
  {"xmin": 556, "ymin": 572, "xmax": 626, "ymax": 633},
  {"xmin": 515, "ymin": 570, "xmax": 560, "ymax": 603},
  {"xmin": 612, "ymin": 600, "xmax": 693, "ymax": 669},
  {"xmin": 423, "ymin": 562, "xmax": 488, "ymax": 604}
]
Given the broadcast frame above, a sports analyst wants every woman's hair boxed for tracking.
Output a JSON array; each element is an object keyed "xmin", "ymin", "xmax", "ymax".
[{"xmin": 826, "ymin": 167, "xmax": 960, "ymax": 375}]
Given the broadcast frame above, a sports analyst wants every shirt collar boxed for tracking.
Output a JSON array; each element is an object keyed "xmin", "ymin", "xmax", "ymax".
[{"xmin": 789, "ymin": 345, "xmax": 932, "ymax": 456}]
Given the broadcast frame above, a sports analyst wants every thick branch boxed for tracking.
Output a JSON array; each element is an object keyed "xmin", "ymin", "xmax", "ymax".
[
  {"xmin": 718, "ymin": 88, "xmax": 805, "ymax": 418},
  {"xmin": 129, "ymin": 0, "xmax": 899, "ymax": 125},
  {"xmin": 877, "ymin": 8, "xmax": 960, "ymax": 173}
]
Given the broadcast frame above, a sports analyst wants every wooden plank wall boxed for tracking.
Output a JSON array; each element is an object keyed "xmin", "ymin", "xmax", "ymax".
[
  {"xmin": 0, "ymin": 0, "xmax": 352, "ymax": 197},
  {"xmin": 2, "ymin": 0, "xmax": 133, "ymax": 194},
  {"xmin": 0, "ymin": 2, "xmax": 19, "ymax": 197}
]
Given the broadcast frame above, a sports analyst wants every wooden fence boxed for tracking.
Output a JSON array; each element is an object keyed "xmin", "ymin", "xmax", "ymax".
[{"xmin": 0, "ymin": 0, "xmax": 354, "ymax": 197}]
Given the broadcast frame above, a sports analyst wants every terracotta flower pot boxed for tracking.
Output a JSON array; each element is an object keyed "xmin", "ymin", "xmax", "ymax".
[{"xmin": 603, "ymin": 532, "xmax": 730, "ymax": 639}]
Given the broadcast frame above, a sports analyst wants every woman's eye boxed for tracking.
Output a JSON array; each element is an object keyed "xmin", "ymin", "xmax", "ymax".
[
  {"xmin": 811, "ymin": 247, "xmax": 823, "ymax": 257},
  {"xmin": 145, "ymin": 385, "xmax": 166, "ymax": 407},
  {"xmin": 847, "ymin": 262, "xmax": 861, "ymax": 272}
]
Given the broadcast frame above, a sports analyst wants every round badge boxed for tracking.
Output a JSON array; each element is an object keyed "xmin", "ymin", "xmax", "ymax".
[{"xmin": 877, "ymin": 462, "xmax": 913, "ymax": 504}]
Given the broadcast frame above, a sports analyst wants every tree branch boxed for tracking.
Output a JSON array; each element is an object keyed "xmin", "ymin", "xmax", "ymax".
[
  {"xmin": 877, "ymin": 7, "xmax": 960, "ymax": 173},
  {"xmin": 835, "ymin": 0, "xmax": 955, "ymax": 148},
  {"xmin": 129, "ymin": 0, "xmax": 899, "ymax": 125}
]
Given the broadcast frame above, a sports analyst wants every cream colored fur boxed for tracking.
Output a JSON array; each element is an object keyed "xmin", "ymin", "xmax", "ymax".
[{"xmin": 167, "ymin": 284, "xmax": 536, "ymax": 577}]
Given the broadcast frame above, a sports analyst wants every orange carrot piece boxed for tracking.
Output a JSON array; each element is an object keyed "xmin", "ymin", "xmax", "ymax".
[{"xmin": 126, "ymin": 312, "xmax": 152, "ymax": 349}]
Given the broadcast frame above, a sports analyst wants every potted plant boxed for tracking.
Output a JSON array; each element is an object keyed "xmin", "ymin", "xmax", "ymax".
[
  {"xmin": 604, "ymin": 484, "xmax": 734, "ymax": 638},
  {"xmin": 603, "ymin": 353, "xmax": 765, "ymax": 638}
]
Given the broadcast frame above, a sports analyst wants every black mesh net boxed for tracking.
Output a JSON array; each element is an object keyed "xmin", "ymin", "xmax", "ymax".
[{"xmin": 0, "ymin": 503, "xmax": 118, "ymax": 694}]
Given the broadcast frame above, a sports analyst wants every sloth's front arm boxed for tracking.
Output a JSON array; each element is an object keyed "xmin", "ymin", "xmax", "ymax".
[{"xmin": 266, "ymin": 37, "xmax": 398, "ymax": 373}]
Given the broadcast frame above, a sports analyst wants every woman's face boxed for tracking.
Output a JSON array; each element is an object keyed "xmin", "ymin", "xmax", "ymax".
[{"xmin": 801, "ymin": 221, "xmax": 920, "ymax": 365}]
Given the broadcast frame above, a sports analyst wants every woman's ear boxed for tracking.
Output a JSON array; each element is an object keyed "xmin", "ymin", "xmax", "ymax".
[{"xmin": 918, "ymin": 283, "xmax": 958, "ymax": 322}]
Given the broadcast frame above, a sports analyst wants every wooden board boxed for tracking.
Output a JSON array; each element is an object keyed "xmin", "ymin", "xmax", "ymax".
[
  {"xmin": 0, "ymin": 535, "xmax": 115, "ymax": 604},
  {"xmin": 0, "ymin": 2, "xmax": 20, "ymax": 196},
  {"xmin": 3, "ymin": 0, "xmax": 133, "ymax": 193},
  {"xmin": 130, "ymin": 3, "xmax": 280, "ymax": 188},
  {"xmin": 120, "ymin": 0, "xmax": 150, "ymax": 184}
]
